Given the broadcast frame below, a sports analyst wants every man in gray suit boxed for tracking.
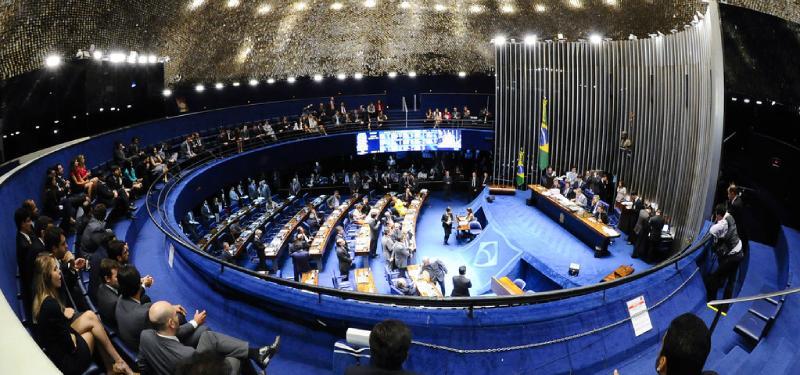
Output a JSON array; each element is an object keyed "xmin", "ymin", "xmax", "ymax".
[
  {"xmin": 451, "ymin": 265, "xmax": 472, "ymax": 297},
  {"xmin": 336, "ymin": 237, "xmax": 353, "ymax": 281},
  {"xmin": 382, "ymin": 226, "xmax": 395, "ymax": 268},
  {"xmin": 139, "ymin": 301, "xmax": 280, "ymax": 375},
  {"xmin": 422, "ymin": 257, "xmax": 448, "ymax": 296},
  {"xmin": 115, "ymin": 265, "xmax": 207, "ymax": 350},
  {"xmin": 391, "ymin": 236, "xmax": 411, "ymax": 279}
]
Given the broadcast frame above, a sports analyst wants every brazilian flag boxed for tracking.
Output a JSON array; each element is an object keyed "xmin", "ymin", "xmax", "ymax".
[
  {"xmin": 538, "ymin": 98, "xmax": 550, "ymax": 170},
  {"xmin": 516, "ymin": 149, "xmax": 525, "ymax": 187}
]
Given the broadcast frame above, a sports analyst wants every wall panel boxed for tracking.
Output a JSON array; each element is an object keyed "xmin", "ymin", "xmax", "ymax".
[{"xmin": 494, "ymin": 7, "xmax": 724, "ymax": 247}]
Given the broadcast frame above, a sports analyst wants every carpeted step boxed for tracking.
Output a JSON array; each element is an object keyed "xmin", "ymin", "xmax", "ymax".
[
  {"xmin": 756, "ymin": 337, "xmax": 796, "ymax": 375},
  {"xmin": 709, "ymin": 345, "xmax": 748, "ymax": 374}
]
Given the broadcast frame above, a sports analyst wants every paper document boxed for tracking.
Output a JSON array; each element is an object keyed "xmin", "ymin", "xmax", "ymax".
[{"xmin": 626, "ymin": 296, "xmax": 653, "ymax": 336}]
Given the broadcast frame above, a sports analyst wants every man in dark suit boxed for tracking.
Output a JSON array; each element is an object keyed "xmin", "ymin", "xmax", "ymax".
[
  {"xmin": 451, "ymin": 266, "xmax": 472, "ymax": 297},
  {"xmin": 647, "ymin": 209, "xmax": 666, "ymax": 263},
  {"xmin": 252, "ymin": 229, "xmax": 267, "ymax": 271},
  {"xmin": 30, "ymin": 216, "xmax": 53, "ymax": 254},
  {"xmin": 726, "ymin": 185, "xmax": 748, "ymax": 254},
  {"xmin": 115, "ymin": 264, "xmax": 207, "ymax": 350},
  {"xmin": 290, "ymin": 250, "xmax": 312, "ymax": 282},
  {"xmin": 441, "ymin": 207, "xmax": 454, "ymax": 245},
  {"xmin": 113, "ymin": 141, "xmax": 131, "ymax": 166},
  {"xmin": 15, "ymin": 207, "xmax": 34, "ymax": 316},
  {"xmin": 421, "ymin": 257, "xmax": 448, "ymax": 296},
  {"xmin": 632, "ymin": 206, "xmax": 652, "ymax": 259},
  {"xmin": 443, "ymin": 170, "xmax": 453, "ymax": 199},
  {"xmin": 598, "ymin": 174, "xmax": 612, "ymax": 204},
  {"xmin": 95, "ymin": 259, "xmax": 121, "ymax": 329},
  {"xmin": 139, "ymin": 301, "xmax": 280, "ymax": 375},
  {"xmin": 336, "ymin": 238, "xmax": 353, "ymax": 281},
  {"xmin": 345, "ymin": 320, "xmax": 419, "ymax": 375},
  {"xmin": 469, "ymin": 171, "xmax": 479, "ymax": 198},
  {"xmin": 481, "ymin": 172, "xmax": 490, "ymax": 189}
]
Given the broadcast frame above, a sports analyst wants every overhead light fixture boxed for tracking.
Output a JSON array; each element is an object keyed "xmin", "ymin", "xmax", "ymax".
[
  {"xmin": 589, "ymin": 34, "xmax": 603, "ymax": 44},
  {"xmin": 163, "ymin": 89, "xmax": 173, "ymax": 97},
  {"xmin": 492, "ymin": 35, "xmax": 506, "ymax": 45},
  {"xmin": 567, "ymin": 0, "xmax": 582, "ymax": 9},
  {"xmin": 354, "ymin": 73, "xmax": 364, "ymax": 80},
  {"xmin": 557, "ymin": 33, "xmax": 565, "ymax": 40},
  {"xmin": 147, "ymin": 55, "xmax": 157, "ymax": 63},
  {"xmin": 99, "ymin": 107, "xmax": 105, "ymax": 112},
  {"xmin": 628, "ymin": 34, "xmax": 637, "ymax": 40},
  {"xmin": 363, "ymin": 0, "xmax": 376, "ymax": 8},
  {"xmin": 313, "ymin": 74, "xmax": 323, "ymax": 82},
  {"xmin": 469, "ymin": 4, "xmax": 483, "ymax": 13},
  {"xmin": 137, "ymin": 56, "xmax": 148, "ymax": 64},
  {"xmin": 604, "ymin": 0, "xmax": 617, "ymax": 6},
  {"xmin": 731, "ymin": 97, "xmax": 737, "ymax": 101},
  {"xmin": 44, "ymin": 55, "xmax": 62, "ymax": 68},
  {"xmin": 756, "ymin": 100, "xmax": 763, "ymax": 105},
  {"xmin": 434, "ymin": 4, "xmax": 446, "ymax": 12},
  {"xmin": 500, "ymin": 4, "xmax": 514, "ymax": 13},
  {"xmin": 534, "ymin": 4, "xmax": 546, "ymax": 12},
  {"xmin": 92, "ymin": 50, "xmax": 103, "ymax": 60},
  {"xmin": 226, "ymin": 0, "xmax": 240, "ymax": 8},
  {"xmin": 388, "ymin": 71, "xmax": 398, "ymax": 78},
  {"xmin": 257, "ymin": 4, "xmax": 272, "ymax": 14},
  {"xmin": 53, "ymin": 129, "xmax": 59, "ymax": 134},
  {"xmin": 215, "ymin": 82, "xmax": 224, "ymax": 89},
  {"xmin": 743, "ymin": 98, "xmax": 750, "ymax": 103},
  {"xmin": 195, "ymin": 84, "xmax": 205, "ymax": 92},
  {"xmin": 267, "ymin": 78, "xmax": 276, "ymax": 84},
  {"xmin": 293, "ymin": 2, "xmax": 307, "ymax": 11},
  {"xmin": 408, "ymin": 71, "xmax": 417, "ymax": 78},
  {"xmin": 399, "ymin": 1, "xmax": 410, "ymax": 9},
  {"xmin": 458, "ymin": 71, "xmax": 467, "ymax": 78},
  {"xmin": 524, "ymin": 35, "xmax": 538, "ymax": 45},
  {"xmin": 188, "ymin": 0, "xmax": 205, "ymax": 10},
  {"xmin": 330, "ymin": 2, "xmax": 343, "ymax": 10},
  {"xmin": 337, "ymin": 73, "xmax": 347, "ymax": 80},
  {"xmin": 287, "ymin": 76, "xmax": 296, "ymax": 83},
  {"xmin": 249, "ymin": 79, "xmax": 259, "ymax": 86},
  {"xmin": 232, "ymin": 81, "xmax": 241, "ymax": 87},
  {"xmin": 771, "ymin": 101, "xmax": 776, "ymax": 106}
]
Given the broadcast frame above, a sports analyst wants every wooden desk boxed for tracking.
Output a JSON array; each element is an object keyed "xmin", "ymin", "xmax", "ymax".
[
  {"xmin": 489, "ymin": 184, "xmax": 517, "ymax": 195},
  {"xmin": 229, "ymin": 198, "xmax": 293, "ymax": 258},
  {"xmin": 407, "ymin": 264, "xmax": 443, "ymax": 298},
  {"xmin": 401, "ymin": 189, "xmax": 428, "ymax": 252},
  {"xmin": 354, "ymin": 268, "xmax": 376, "ymax": 293},
  {"xmin": 491, "ymin": 276, "xmax": 524, "ymax": 296},
  {"xmin": 528, "ymin": 184, "xmax": 620, "ymax": 253},
  {"xmin": 263, "ymin": 195, "xmax": 326, "ymax": 271},
  {"xmin": 456, "ymin": 215, "xmax": 470, "ymax": 231},
  {"xmin": 309, "ymin": 195, "xmax": 359, "ymax": 259},
  {"xmin": 353, "ymin": 194, "xmax": 394, "ymax": 257},
  {"xmin": 300, "ymin": 269, "xmax": 319, "ymax": 286},
  {"xmin": 198, "ymin": 197, "xmax": 265, "ymax": 251}
]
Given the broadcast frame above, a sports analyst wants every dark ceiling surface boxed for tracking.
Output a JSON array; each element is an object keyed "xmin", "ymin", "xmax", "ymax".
[{"xmin": 1, "ymin": 0, "xmax": 714, "ymax": 83}]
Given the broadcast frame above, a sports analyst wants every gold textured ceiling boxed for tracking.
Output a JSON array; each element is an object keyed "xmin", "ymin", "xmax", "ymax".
[{"xmin": 0, "ymin": 1, "xmax": 726, "ymax": 83}]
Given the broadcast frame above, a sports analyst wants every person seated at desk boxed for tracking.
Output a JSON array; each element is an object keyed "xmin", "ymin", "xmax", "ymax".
[
  {"xmin": 594, "ymin": 204, "xmax": 610, "ymax": 225},
  {"xmin": 572, "ymin": 188, "xmax": 587, "ymax": 207},
  {"xmin": 306, "ymin": 206, "xmax": 322, "ymax": 234},
  {"xmin": 562, "ymin": 181, "xmax": 574, "ymax": 198},
  {"xmin": 290, "ymin": 229, "xmax": 310, "ymax": 253},
  {"xmin": 360, "ymin": 196, "xmax": 371, "ymax": 216},
  {"xmin": 402, "ymin": 187, "xmax": 414, "ymax": 204},
  {"xmin": 392, "ymin": 197, "xmax": 407, "ymax": 217},
  {"xmin": 590, "ymin": 195, "xmax": 602, "ymax": 215},
  {"xmin": 394, "ymin": 278, "xmax": 418, "ymax": 296},
  {"xmin": 464, "ymin": 208, "xmax": 475, "ymax": 223}
]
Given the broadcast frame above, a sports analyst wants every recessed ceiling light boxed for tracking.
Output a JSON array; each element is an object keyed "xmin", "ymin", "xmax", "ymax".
[
  {"xmin": 188, "ymin": 0, "xmax": 205, "ymax": 11},
  {"xmin": 249, "ymin": 79, "xmax": 259, "ymax": 86},
  {"xmin": 293, "ymin": 2, "xmax": 307, "ymax": 11},
  {"xmin": 534, "ymin": 4, "xmax": 546, "ymax": 12},
  {"xmin": 524, "ymin": 35, "xmax": 538, "ymax": 45},
  {"xmin": 313, "ymin": 74, "xmax": 323, "ymax": 82},
  {"xmin": 354, "ymin": 73, "xmax": 364, "ymax": 80},
  {"xmin": 226, "ymin": 0, "xmax": 240, "ymax": 8},
  {"xmin": 458, "ymin": 71, "xmax": 467, "ymax": 78},
  {"xmin": 434, "ymin": 4, "xmax": 446, "ymax": 12},
  {"xmin": 44, "ymin": 55, "xmax": 62, "ymax": 68},
  {"xmin": 363, "ymin": 0, "xmax": 376, "ymax": 8},
  {"xmin": 330, "ymin": 2, "xmax": 343, "ymax": 10},
  {"xmin": 337, "ymin": 73, "xmax": 347, "ymax": 80},
  {"xmin": 215, "ymin": 82, "xmax": 224, "ymax": 89},
  {"xmin": 163, "ymin": 89, "xmax": 173, "ymax": 97},
  {"xmin": 408, "ymin": 71, "xmax": 417, "ymax": 78},
  {"xmin": 500, "ymin": 4, "xmax": 514, "ymax": 13},
  {"xmin": 388, "ymin": 71, "xmax": 398, "ymax": 78},
  {"xmin": 232, "ymin": 81, "xmax": 240, "ymax": 87},
  {"xmin": 589, "ymin": 34, "xmax": 603, "ymax": 44},
  {"xmin": 399, "ymin": 1, "xmax": 410, "ymax": 9},
  {"xmin": 469, "ymin": 4, "xmax": 483, "ymax": 13},
  {"xmin": 287, "ymin": 76, "xmax": 296, "ymax": 83},
  {"xmin": 257, "ymin": 4, "xmax": 272, "ymax": 14},
  {"xmin": 267, "ymin": 78, "xmax": 276, "ymax": 84}
]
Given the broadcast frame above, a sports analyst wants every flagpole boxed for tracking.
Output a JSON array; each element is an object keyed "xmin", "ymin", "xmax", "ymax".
[{"xmin": 534, "ymin": 97, "xmax": 543, "ymax": 184}]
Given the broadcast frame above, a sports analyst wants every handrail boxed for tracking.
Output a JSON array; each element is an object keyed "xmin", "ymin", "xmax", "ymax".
[{"xmin": 146, "ymin": 121, "xmax": 712, "ymax": 309}]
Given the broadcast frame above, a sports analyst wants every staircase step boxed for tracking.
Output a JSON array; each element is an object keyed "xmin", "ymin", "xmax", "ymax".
[
  {"xmin": 757, "ymin": 338, "xmax": 796, "ymax": 375},
  {"xmin": 709, "ymin": 345, "xmax": 748, "ymax": 374}
]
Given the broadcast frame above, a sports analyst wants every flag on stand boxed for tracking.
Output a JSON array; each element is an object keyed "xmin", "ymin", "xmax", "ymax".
[
  {"xmin": 516, "ymin": 148, "xmax": 525, "ymax": 187},
  {"xmin": 538, "ymin": 98, "xmax": 550, "ymax": 170}
]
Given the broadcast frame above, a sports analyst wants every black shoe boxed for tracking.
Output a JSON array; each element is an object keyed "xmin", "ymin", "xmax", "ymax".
[{"xmin": 257, "ymin": 336, "xmax": 281, "ymax": 367}]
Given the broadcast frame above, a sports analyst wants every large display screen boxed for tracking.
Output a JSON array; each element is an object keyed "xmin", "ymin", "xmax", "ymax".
[{"xmin": 356, "ymin": 129, "xmax": 462, "ymax": 155}]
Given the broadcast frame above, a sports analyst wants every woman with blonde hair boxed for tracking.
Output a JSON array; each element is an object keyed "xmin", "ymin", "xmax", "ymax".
[{"xmin": 31, "ymin": 255, "xmax": 132, "ymax": 375}]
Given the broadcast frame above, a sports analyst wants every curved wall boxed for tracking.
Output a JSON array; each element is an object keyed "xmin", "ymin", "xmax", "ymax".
[
  {"xmin": 161, "ymin": 130, "xmax": 713, "ymax": 373},
  {"xmin": 493, "ymin": 3, "xmax": 726, "ymax": 248}
]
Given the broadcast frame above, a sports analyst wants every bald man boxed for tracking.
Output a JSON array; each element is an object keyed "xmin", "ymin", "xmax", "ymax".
[{"xmin": 139, "ymin": 301, "xmax": 280, "ymax": 375}]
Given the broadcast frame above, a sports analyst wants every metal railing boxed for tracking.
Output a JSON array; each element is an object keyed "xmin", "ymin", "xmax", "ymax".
[{"xmin": 146, "ymin": 119, "xmax": 712, "ymax": 309}]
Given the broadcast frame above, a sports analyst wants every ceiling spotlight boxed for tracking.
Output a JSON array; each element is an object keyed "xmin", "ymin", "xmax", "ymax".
[
  {"xmin": 628, "ymin": 34, "xmax": 637, "ymax": 40},
  {"xmin": 534, "ymin": 3, "xmax": 546, "ymax": 12},
  {"xmin": 249, "ymin": 79, "xmax": 259, "ymax": 86},
  {"xmin": 771, "ymin": 101, "xmax": 776, "ymax": 106},
  {"xmin": 731, "ymin": 97, "xmax": 737, "ymax": 101},
  {"xmin": 99, "ymin": 107, "xmax": 105, "ymax": 112},
  {"xmin": 743, "ymin": 98, "xmax": 750, "ymax": 103},
  {"xmin": 188, "ymin": 0, "xmax": 205, "ymax": 10},
  {"xmin": 226, "ymin": 0, "xmax": 240, "ymax": 7},
  {"xmin": 524, "ymin": 35, "xmax": 538, "ymax": 45},
  {"xmin": 44, "ymin": 55, "xmax": 62, "ymax": 68},
  {"xmin": 293, "ymin": 2, "xmax": 307, "ymax": 11},
  {"xmin": 568, "ymin": 0, "xmax": 582, "ymax": 8},
  {"xmin": 267, "ymin": 78, "xmax": 276, "ymax": 84},
  {"xmin": 313, "ymin": 74, "xmax": 323, "ymax": 82},
  {"xmin": 363, "ymin": 0, "xmax": 376, "ymax": 8},
  {"xmin": 110, "ymin": 107, "xmax": 116, "ymax": 111},
  {"xmin": 388, "ymin": 71, "xmax": 398, "ymax": 78},
  {"xmin": 408, "ymin": 71, "xmax": 417, "ymax": 78},
  {"xmin": 147, "ymin": 55, "xmax": 157, "ymax": 63},
  {"xmin": 604, "ymin": 0, "xmax": 617, "ymax": 6},
  {"xmin": 92, "ymin": 50, "xmax": 103, "ymax": 60},
  {"xmin": 257, "ymin": 4, "xmax": 272, "ymax": 14},
  {"xmin": 215, "ymin": 82, "xmax": 224, "ymax": 89},
  {"xmin": 163, "ymin": 89, "xmax": 172, "ymax": 97},
  {"xmin": 195, "ymin": 84, "xmax": 205, "ymax": 92},
  {"xmin": 330, "ymin": 2, "xmax": 343, "ymax": 10},
  {"xmin": 434, "ymin": 4, "xmax": 446, "ymax": 12},
  {"xmin": 492, "ymin": 35, "xmax": 506, "ymax": 45},
  {"xmin": 458, "ymin": 71, "xmax": 467, "ymax": 78},
  {"xmin": 287, "ymin": 76, "xmax": 296, "ymax": 83},
  {"xmin": 137, "ymin": 56, "xmax": 148, "ymax": 64},
  {"xmin": 500, "ymin": 4, "xmax": 514, "ymax": 13},
  {"xmin": 354, "ymin": 73, "xmax": 364, "ymax": 80},
  {"xmin": 469, "ymin": 4, "xmax": 483, "ymax": 13},
  {"xmin": 232, "ymin": 81, "xmax": 241, "ymax": 87},
  {"xmin": 35, "ymin": 125, "xmax": 40, "ymax": 129},
  {"xmin": 53, "ymin": 129, "xmax": 59, "ymax": 134},
  {"xmin": 337, "ymin": 73, "xmax": 347, "ymax": 80},
  {"xmin": 126, "ymin": 52, "xmax": 137, "ymax": 64},
  {"xmin": 756, "ymin": 100, "xmax": 763, "ymax": 105},
  {"xmin": 108, "ymin": 52, "xmax": 125, "ymax": 63},
  {"xmin": 127, "ymin": 104, "xmax": 132, "ymax": 108},
  {"xmin": 589, "ymin": 34, "xmax": 603, "ymax": 44},
  {"xmin": 399, "ymin": 1, "xmax": 410, "ymax": 9}
]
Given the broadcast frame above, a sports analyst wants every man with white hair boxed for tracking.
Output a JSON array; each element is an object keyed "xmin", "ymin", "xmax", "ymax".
[
  {"xmin": 421, "ymin": 257, "xmax": 448, "ymax": 296},
  {"xmin": 704, "ymin": 204, "xmax": 744, "ymax": 312},
  {"xmin": 139, "ymin": 301, "xmax": 280, "ymax": 375}
]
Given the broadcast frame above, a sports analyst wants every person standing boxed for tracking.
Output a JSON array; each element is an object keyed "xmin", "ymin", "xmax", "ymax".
[
  {"xmin": 451, "ymin": 266, "xmax": 472, "ymax": 297},
  {"xmin": 704, "ymin": 205, "xmax": 744, "ymax": 312},
  {"xmin": 335, "ymin": 238, "xmax": 353, "ymax": 281},
  {"xmin": 647, "ymin": 209, "xmax": 666, "ymax": 263},
  {"xmin": 252, "ymin": 230, "xmax": 267, "ymax": 271},
  {"xmin": 469, "ymin": 171, "xmax": 479, "ymax": 198},
  {"xmin": 632, "ymin": 206, "xmax": 652, "ymax": 260},
  {"xmin": 422, "ymin": 257, "xmax": 448, "ymax": 296},
  {"xmin": 365, "ymin": 210, "xmax": 380, "ymax": 257},
  {"xmin": 443, "ymin": 170, "xmax": 452, "ymax": 200},
  {"xmin": 726, "ymin": 185, "xmax": 748, "ymax": 255},
  {"xmin": 441, "ymin": 207, "xmax": 454, "ymax": 245},
  {"xmin": 391, "ymin": 238, "xmax": 410, "ymax": 279}
]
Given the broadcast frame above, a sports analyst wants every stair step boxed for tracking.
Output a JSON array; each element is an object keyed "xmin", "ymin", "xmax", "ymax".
[
  {"xmin": 710, "ymin": 345, "xmax": 748, "ymax": 374},
  {"xmin": 757, "ymin": 338, "xmax": 796, "ymax": 375}
]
